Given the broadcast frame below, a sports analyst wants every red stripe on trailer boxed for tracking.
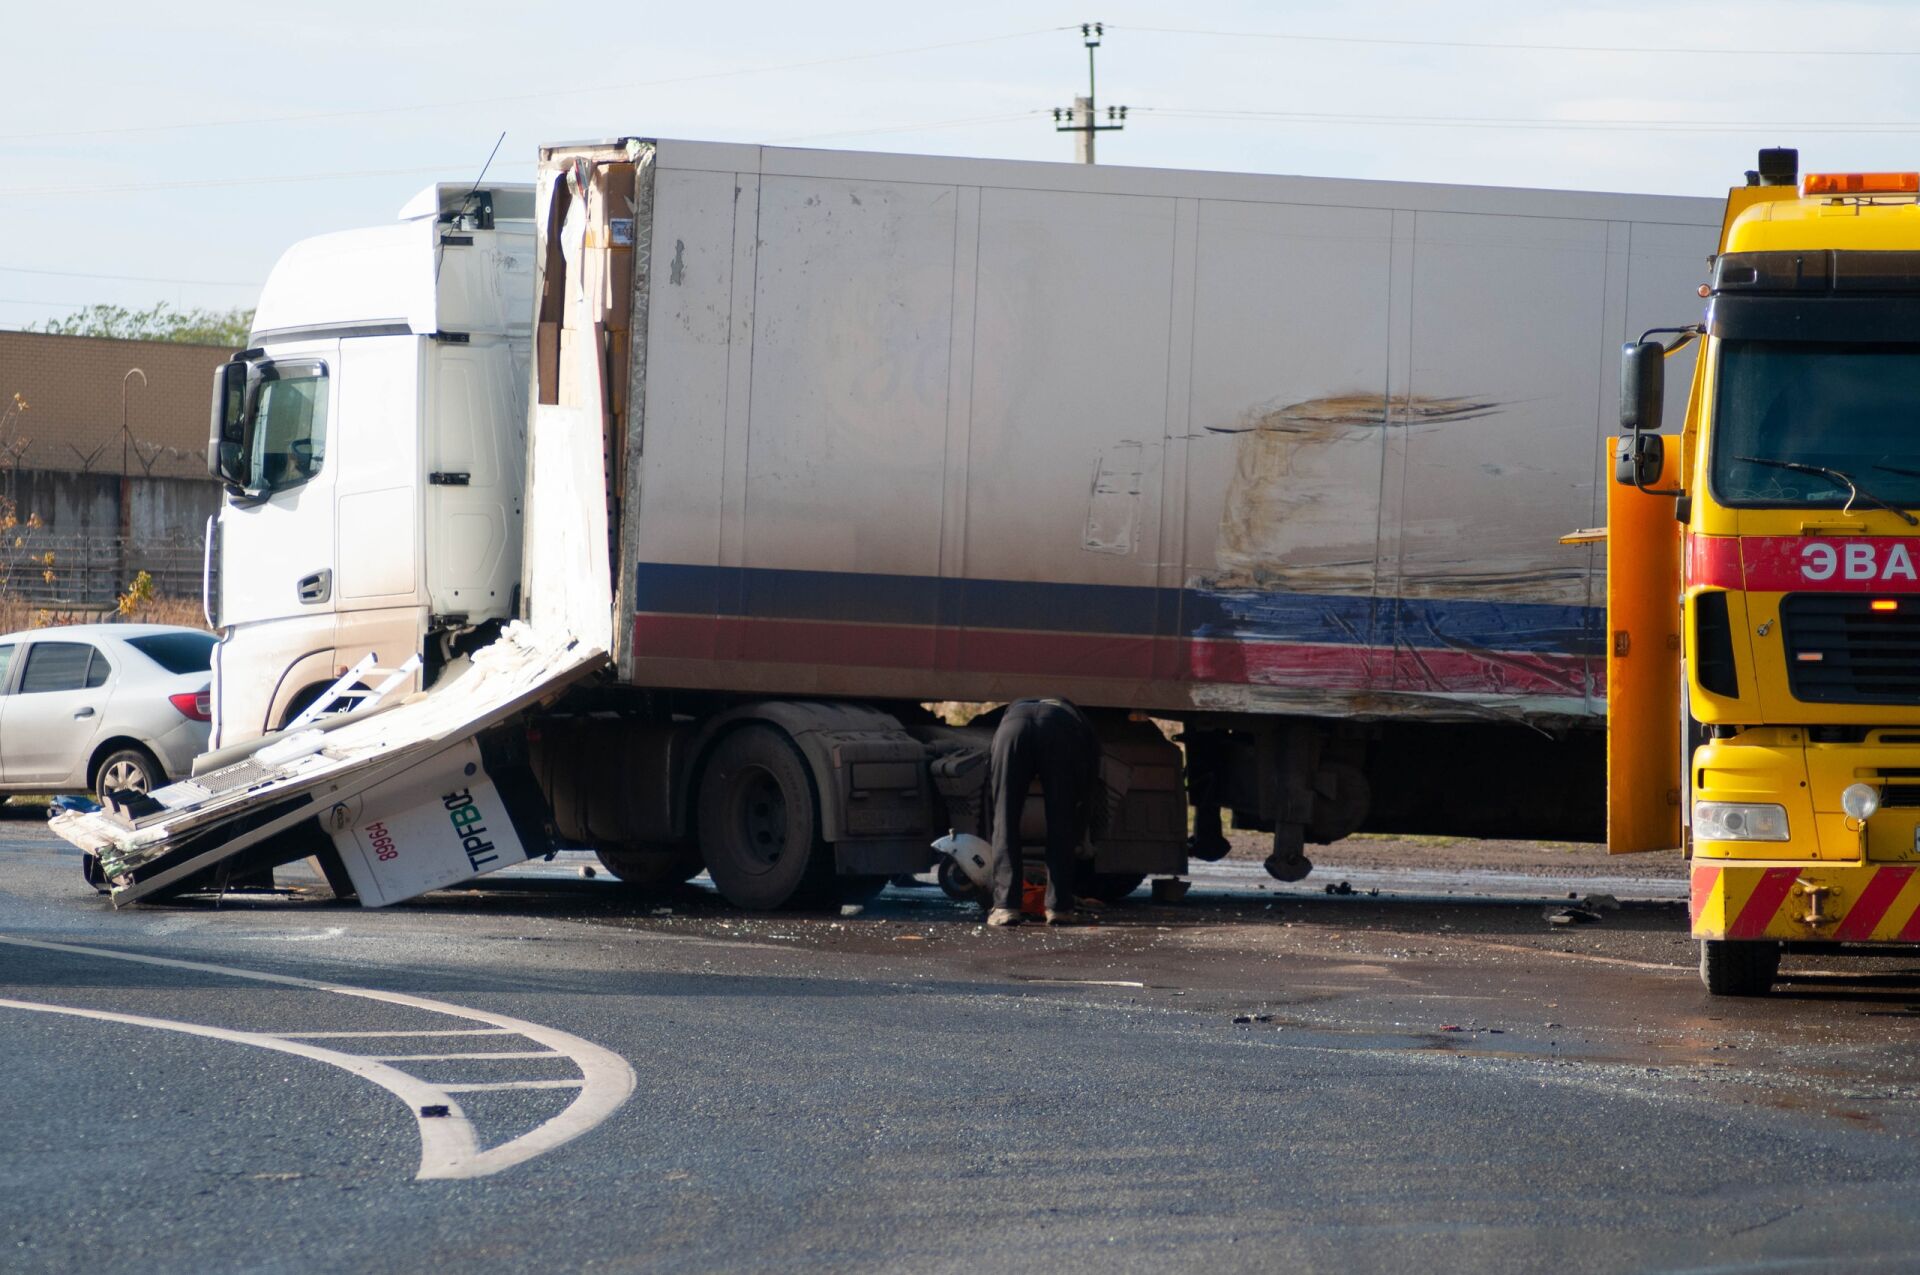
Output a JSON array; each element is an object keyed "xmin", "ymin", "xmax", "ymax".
[
  {"xmin": 1834, "ymin": 866, "xmax": 1914, "ymax": 941},
  {"xmin": 1728, "ymin": 867, "xmax": 1800, "ymax": 939}
]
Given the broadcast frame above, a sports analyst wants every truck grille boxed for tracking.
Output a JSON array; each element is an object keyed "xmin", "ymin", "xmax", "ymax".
[{"xmin": 1781, "ymin": 594, "xmax": 1920, "ymax": 704}]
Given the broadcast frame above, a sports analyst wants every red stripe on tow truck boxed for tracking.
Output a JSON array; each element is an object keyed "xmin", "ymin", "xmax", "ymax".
[
  {"xmin": 1689, "ymin": 864, "xmax": 1721, "ymax": 923},
  {"xmin": 1729, "ymin": 867, "xmax": 1800, "ymax": 939},
  {"xmin": 1834, "ymin": 866, "xmax": 1914, "ymax": 941}
]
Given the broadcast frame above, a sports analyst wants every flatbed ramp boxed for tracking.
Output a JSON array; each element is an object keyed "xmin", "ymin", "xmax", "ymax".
[{"xmin": 49, "ymin": 624, "xmax": 606, "ymax": 907}]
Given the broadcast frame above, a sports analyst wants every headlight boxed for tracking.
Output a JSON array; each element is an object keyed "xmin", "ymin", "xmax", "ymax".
[
  {"xmin": 1694, "ymin": 801, "xmax": 1790, "ymax": 842},
  {"xmin": 1842, "ymin": 782, "xmax": 1882, "ymax": 821}
]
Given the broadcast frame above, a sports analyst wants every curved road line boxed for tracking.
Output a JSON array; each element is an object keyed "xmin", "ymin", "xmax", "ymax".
[{"xmin": 0, "ymin": 935, "xmax": 636, "ymax": 1181}]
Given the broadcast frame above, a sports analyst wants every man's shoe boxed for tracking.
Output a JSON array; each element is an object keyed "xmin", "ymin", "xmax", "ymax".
[
  {"xmin": 986, "ymin": 907, "xmax": 1023, "ymax": 927},
  {"xmin": 1044, "ymin": 908, "xmax": 1089, "ymax": 926}
]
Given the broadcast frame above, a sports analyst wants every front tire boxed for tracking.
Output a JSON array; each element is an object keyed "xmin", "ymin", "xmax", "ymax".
[
  {"xmin": 697, "ymin": 727, "xmax": 832, "ymax": 910},
  {"xmin": 93, "ymin": 746, "xmax": 162, "ymax": 799},
  {"xmin": 1700, "ymin": 939, "xmax": 1780, "ymax": 996}
]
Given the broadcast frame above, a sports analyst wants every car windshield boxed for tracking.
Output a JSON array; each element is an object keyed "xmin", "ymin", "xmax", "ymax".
[
  {"xmin": 1712, "ymin": 339, "xmax": 1920, "ymax": 509},
  {"xmin": 126, "ymin": 632, "xmax": 214, "ymax": 675}
]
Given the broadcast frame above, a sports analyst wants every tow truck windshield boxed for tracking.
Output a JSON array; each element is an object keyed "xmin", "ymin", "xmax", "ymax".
[{"xmin": 1712, "ymin": 339, "xmax": 1920, "ymax": 514}]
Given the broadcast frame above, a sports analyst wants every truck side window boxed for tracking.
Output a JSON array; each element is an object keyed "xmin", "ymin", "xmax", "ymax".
[{"xmin": 250, "ymin": 367, "xmax": 330, "ymax": 493}]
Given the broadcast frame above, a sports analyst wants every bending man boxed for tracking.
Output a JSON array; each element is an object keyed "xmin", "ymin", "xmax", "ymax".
[{"xmin": 987, "ymin": 697, "xmax": 1102, "ymax": 927}]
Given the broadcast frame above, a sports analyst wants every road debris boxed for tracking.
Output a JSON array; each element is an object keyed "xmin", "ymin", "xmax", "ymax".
[
  {"xmin": 1325, "ymin": 881, "xmax": 1355, "ymax": 895},
  {"xmin": 1546, "ymin": 905, "xmax": 1603, "ymax": 927}
]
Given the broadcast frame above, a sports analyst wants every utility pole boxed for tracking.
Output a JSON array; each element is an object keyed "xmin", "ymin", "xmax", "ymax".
[{"xmin": 1052, "ymin": 22, "xmax": 1126, "ymax": 164}]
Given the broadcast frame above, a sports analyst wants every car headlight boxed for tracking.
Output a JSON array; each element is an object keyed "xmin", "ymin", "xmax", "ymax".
[
  {"xmin": 1694, "ymin": 801, "xmax": 1790, "ymax": 842},
  {"xmin": 1842, "ymin": 782, "xmax": 1882, "ymax": 821}
]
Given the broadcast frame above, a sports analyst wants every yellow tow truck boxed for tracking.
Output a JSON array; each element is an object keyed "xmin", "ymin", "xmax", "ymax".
[{"xmin": 1612, "ymin": 147, "xmax": 1920, "ymax": 994}]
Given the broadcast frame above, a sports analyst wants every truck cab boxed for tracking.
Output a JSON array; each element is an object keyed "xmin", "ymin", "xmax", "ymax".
[
  {"xmin": 207, "ymin": 184, "xmax": 534, "ymax": 748},
  {"xmin": 1614, "ymin": 150, "xmax": 1920, "ymax": 992}
]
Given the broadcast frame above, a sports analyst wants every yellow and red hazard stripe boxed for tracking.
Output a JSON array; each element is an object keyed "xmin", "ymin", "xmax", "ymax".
[{"xmin": 1692, "ymin": 861, "xmax": 1920, "ymax": 942}]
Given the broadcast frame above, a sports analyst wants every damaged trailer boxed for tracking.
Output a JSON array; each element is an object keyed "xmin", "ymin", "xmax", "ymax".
[{"xmin": 86, "ymin": 139, "xmax": 1721, "ymax": 910}]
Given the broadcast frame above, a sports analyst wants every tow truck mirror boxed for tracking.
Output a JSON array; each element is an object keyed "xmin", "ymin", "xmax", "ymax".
[
  {"xmin": 1614, "ymin": 433, "xmax": 1665, "ymax": 488},
  {"xmin": 208, "ymin": 358, "xmax": 249, "ymax": 486},
  {"xmin": 1620, "ymin": 340, "xmax": 1664, "ymax": 433}
]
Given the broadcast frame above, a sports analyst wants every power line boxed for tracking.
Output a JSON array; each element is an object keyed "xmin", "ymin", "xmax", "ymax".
[
  {"xmin": 768, "ymin": 111, "xmax": 1040, "ymax": 145},
  {"xmin": 0, "ymin": 162, "xmax": 530, "ymax": 200},
  {"xmin": 1143, "ymin": 107, "xmax": 1920, "ymax": 135},
  {"xmin": 0, "ymin": 264, "xmax": 259, "ymax": 287},
  {"xmin": 1115, "ymin": 23, "xmax": 1920, "ymax": 57},
  {"xmin": 0, "ymin": 27, "xmax": 1070, "ymax": 146}
]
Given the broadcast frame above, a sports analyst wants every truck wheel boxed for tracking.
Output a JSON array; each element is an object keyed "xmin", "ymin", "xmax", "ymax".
[
  {"xmin": 1699, "ymin": 939, "xmax": 1779, "ymax": 996},
  {"xmin": 593, "ymin": 843, "xmax": 702, "ymax": 890},
  {"xmin": 697, "ymin": 727, "xmax": 833, "ymax": 910},
  {"xmin": 1080, "ymin": 870, "xmax": 1146, "ymax": 902}
]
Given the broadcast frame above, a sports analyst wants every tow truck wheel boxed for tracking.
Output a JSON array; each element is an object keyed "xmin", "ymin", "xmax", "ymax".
[
  {"xmin": 697, "ymin": 726, "xmax": 833, "ymax": 910},
  {"xmin": 593, "ymin": 843, "xmax": 702, "ymax": 890},
  {"xmin": 1699, "ymin": 939, "xmax": 1780, "ymax": 997}
]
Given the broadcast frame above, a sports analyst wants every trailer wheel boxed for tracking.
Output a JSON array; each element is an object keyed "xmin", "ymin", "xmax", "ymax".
[
  {"xmin": 593, "ymin": 843, "xmax": 703, "ymax": 890},
  {"xmin": 1699, "ymin": 939, "xmax": 1779, "ymax": 997},
  {"xmin": 697, "ymin": 726, "xmax": 833, "ymax": 910}
]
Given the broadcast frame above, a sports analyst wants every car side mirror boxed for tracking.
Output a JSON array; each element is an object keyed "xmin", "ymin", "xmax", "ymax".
[
  {"xmin": 1620, "ymin": 340, "xmax": 1664, "ymax": 433},
  {"xmin": 1614, "ymin": 433, "xmax": 1665, "ymax": 487}
]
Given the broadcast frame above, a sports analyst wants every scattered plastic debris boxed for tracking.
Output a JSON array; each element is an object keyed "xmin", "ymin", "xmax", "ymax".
[
  {"xmin": 1325, "ymin": 881, "xmax": 1354, "ymax": 896},
  {"xmin": 1439, "ymin": 1024, "xmax": 1464, "ymax": 1032},
  {"xmin": 1546, "ymin": 906, "xmax": 1603, "ymax": 927},
  {"xmin": 419, "ymin": 1105, "xmax": 451, "ymax": 1118},
  {"xmin": 1231, "ymin": 1013, "xmax": 1274, "ymax": 1025},
  {"xmin": 579, "ymin": 864, "xmax": 597, "ymax": 879},
  {"xmin": 840, "ymin": 903, "xmax": 866, "ymax": 918}
]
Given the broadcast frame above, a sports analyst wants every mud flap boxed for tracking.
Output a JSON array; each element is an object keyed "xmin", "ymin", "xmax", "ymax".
[{"xmin": 1605, "ymin": 444, "xmax": 1683, "ymax": 853}]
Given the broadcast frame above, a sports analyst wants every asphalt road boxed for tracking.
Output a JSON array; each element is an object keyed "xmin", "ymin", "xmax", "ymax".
[{"xmin": 7, "ymin": 818, "xmax": 1920, "ymax": 1274}]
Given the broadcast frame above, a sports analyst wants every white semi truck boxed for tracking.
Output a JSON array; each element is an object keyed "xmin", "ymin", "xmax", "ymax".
[{"xmin": 101, "ymin": 138, "xmax": 1721, "ymax": 911}]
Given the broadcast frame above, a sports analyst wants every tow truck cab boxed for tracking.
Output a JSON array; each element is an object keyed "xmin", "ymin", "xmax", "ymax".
[{"xmin": 1615, "ymin": 150, "xmax": 1920, "ymax": 992}]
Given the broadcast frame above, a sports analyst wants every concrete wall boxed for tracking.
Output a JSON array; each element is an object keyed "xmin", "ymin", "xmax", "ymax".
[
  {"xmin": 0, "ymin": 331, "xmax": 232, "ymax": 604},
  {"xmin": 0, "ymin": 329, "xmax": 237, "ymax": 481}
]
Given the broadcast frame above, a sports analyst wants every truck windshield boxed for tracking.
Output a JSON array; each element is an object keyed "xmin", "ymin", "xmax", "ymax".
[
  {"xmin": 1712, "ymin": 339, "xmax": 1920, "ymax": 510},
  {"xmin": 241, "ymin": 364, "xmax": 329, "ymax": 494}
]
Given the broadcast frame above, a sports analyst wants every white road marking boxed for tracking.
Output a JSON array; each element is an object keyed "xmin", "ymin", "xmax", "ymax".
[
  {"xmin": 442, "ymin": 1080, "xmax": 587, "ymax": 1093},
  {"xmin": 276, "ymin": 1028, "xmax": 513, "ymax": 1039},
  {"xmin": 0, "ymin": 934, "xmax": 636, "ymax": 1181},
  {"xmin": 0, "ymin": 997, "xmax": 477, "ymax": 1175},
  {"xmin": 365, "ymin": 1051, "xmax": 563, "ymax": 1062}
]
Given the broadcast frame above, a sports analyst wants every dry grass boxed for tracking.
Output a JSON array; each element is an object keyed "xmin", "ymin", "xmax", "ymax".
[{"xmin": 0, "ymin": 592, "xmax": 208, "ymax": 634}]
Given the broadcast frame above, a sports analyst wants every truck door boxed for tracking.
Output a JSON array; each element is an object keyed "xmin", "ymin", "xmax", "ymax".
[
  {"xmin": 1606, "ymin": 461, "xmax": 1683, "ymax": 852},
  {"xmin": 217, "ymin": 343, "xmax": 339, "ymax": 632},
  {"xmin": 423, "ymin": 339, "xmax": 521, "ymax": 623}
]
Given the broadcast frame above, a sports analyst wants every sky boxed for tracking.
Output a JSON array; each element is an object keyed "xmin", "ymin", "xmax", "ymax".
[{"xmin": 6, "ymin": 0, "xmax": 1920, "ymax": 331}]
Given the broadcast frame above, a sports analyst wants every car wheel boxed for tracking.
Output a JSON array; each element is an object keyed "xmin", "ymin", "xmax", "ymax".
[{"xmin": 93, "ymin": 746, "xmax": 163, "ymax": 799}]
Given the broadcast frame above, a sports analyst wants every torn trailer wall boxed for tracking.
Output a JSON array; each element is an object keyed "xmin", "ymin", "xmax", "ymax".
[{"xmin": 50, "ymin": 624, "xmax": 606, "ymax": 907}]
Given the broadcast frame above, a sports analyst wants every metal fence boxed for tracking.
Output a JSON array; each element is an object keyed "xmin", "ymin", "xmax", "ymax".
[{"xmin": 0, "ymin": 530, "xmax": 203, "ymax": 608}]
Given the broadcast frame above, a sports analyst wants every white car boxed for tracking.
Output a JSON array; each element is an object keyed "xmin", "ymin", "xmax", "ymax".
[{"xmin": 0, "ymin": 623, "xmax": 213, "ymax": 796}]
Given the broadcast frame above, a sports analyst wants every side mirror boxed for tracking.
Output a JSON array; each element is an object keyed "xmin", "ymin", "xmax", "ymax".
[
  {"xmin": 1614, "ymin": 433, "xmax": 1665, "ymax": 488},
  {"xmin": 1620, "ymin": 341, "xmax": 1665, "ymax": 433},
  {"xmin": 208, "ymin": 358, "xmax": 250, "ymax": 486}
]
